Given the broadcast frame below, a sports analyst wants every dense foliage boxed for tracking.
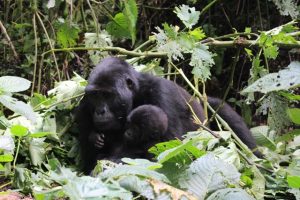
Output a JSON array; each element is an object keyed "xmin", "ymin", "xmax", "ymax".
[{"xmin": 0, "ymin": 0, "xmax": 300, "ymax": 199}]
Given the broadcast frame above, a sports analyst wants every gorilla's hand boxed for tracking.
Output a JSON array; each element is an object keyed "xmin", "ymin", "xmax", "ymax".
[{"xmin": 88, "ymin": 131, "xmax": 105, "ymax": 150}]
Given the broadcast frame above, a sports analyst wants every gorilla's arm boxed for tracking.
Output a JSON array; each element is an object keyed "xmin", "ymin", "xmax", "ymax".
[
  {"xmin": 207, "ymin": 97, "xmax": 262, "ymax": 157},
  {"xmin": 75, "ymin": 97, "xmax": 98, "ymax": 173}
]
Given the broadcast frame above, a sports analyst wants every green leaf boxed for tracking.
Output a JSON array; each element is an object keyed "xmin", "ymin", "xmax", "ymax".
[
  {"xmin": 121, "ymin": 158, "xmax": 162, "ymax": 170},
  {"xmin": 276, "ymin": 129, "xmax": 300, "ymax": 143},
  {"xmin": 157, "ymin": 140, "xmax": 194, "ymax": 163},
  {"xmin": 250, "ymin": 126, "xmax": 276, "ymax": 151},
  {"xmin": 189, "ymin": 27, "xmax": 206, "ymax": 40},
  {"xmin": 179, "ymin": 154, "xmax": 240, "ymax": 199},
  {"xmin": 30, "ymin": 132, "xmax": 53, "ymax": 138},
  {"xmin": 287, "ymin": 176, "xmax": 300, "ymax": 188},
  {"xmin": 287, "ymin": 108, "xmax": 300, "ymax": 125},
  {"xmin": 279, "ymin": 91, "xmax": 300, "ymax": 101},
  {"xmin": 106, "ymin": 13, "xmax": 131, "ymax": 39},
  {"xmin": 190, "ymin": 44, "xmax": 215, "ymax": 81},
  {"xmin": 123, "ymin": 0, "xmax": 138, "ymax": 44},
  {"xmin": 13, "ymin": 167, "xmax": 32, "ymax": 194},
  {"xmin": 0, "ymin": 95, "xmax": 37, "ymax": 123},
  {"xmin": 149, "ymin": 140, "xmax": 182, "ymax": 157},
  {"xmin": 264, "ymin": 45, "xmax": 279, "ymax": 59},
  {"xmin": 245, "ymin": 27, "xmax": 251, "ymax": 34},
  {"xmin": 119, "ymin": 176, "xmax": 155, "ymax": 199},
  {"xmin": 29, "ymin": 138, "xmax": 46, "ymax": 166},
  {"xmin": 174, "ymin": 5, "xmax": 200, "ymax": 29},
  {"xmin": 206, "ymin": 188, "xmax": 255, "ymax": 200},
  {"xmin": 242, "ymin": 61, "xmax": 300, "ymax": 94},
  {"xmin": 0, "ymin": 154, "xmax": 14, "ymax": 162},
  {"xmin": 0, "ymin": 135, "xmax": 15, "ymax": 151},
  {"xmin": 244, "ymin": 48, "xmax": 253, "ymax": 57},
  {"xmin": 0, "ymin": 76, "xmax": 31, "ymax": 93},
  {"xmin": 56, "ymin": 22, "xmax": 79, "ymax": 48},
  {"xmin": 101, "ymin": 165, "xmax": 169, "ymax": 183},
  {"xmin": 10, "ymin": 125, "xmax": 29, "ymax": 137}
]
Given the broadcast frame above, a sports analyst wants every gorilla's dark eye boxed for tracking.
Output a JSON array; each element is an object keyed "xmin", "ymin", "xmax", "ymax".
[{"xmin": 126, "ymin": 78, "xmax": 134, "ymax": 89}]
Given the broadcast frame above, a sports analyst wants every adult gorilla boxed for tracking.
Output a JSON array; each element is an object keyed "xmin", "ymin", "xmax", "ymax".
[{"xmin": 76, "ymin": 57, "xmax": 260, "ymax": 173}]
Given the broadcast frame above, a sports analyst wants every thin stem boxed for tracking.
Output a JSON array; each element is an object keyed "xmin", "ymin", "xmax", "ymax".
[
  {"xmin": 31, "ymin": 14, "xmax": 38, "ymax": 96},
  {"xmin": 200, "ymin": 0, "xmax": 220, "ymax": 16},
  {"xmin": 35, "ymin": 12, "xmax": 61, "ymax": 81},
  {"xmin": 13, "ymin": 137, "xmax": 21, "ymax": 169},
  {"xmin": 208, "ymin": 48, "xmax": 241, "ymax": 124}
]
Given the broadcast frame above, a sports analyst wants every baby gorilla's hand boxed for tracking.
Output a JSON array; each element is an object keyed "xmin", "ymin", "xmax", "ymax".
[{"xmin": 88, "ymin": 131, "xmax": 105, "ymax": 150}]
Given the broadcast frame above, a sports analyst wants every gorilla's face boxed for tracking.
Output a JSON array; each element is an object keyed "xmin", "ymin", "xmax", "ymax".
[{"xmin": 85, "ymin": 57, "xmax": 139, "ymax": 131}]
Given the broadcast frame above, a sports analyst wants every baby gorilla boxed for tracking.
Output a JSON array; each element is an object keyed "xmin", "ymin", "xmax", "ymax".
[
  {"xmin": 103, "ymin": 105, "xmax": 168, "ymax": 161},
  {"xmin": 125, "ymin": 105, "xmax": 168, "ymax": 149}
]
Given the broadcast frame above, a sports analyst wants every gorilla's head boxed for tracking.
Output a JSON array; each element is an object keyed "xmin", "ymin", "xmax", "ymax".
[
  {"xmin": 125, "ymin": 105, "xmax": 168, "ymax": 144},
  {"xmin": 85, "ymin": 57, "xmax": 139, "ymax": 131}
]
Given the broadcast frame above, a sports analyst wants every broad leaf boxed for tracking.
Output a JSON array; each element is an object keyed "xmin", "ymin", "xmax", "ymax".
[
  {"xmin": 206, "ymin": 188, "xmax": 255, "ymax": 200},
  {"xmin": 0, "ymin": 135, "xmax": 15, "ymax": 151},
  {"xmin": 250, "ymin": 126, "xmax": 276, "ymax": 151},
  {"xmin": 30, "ymin": 132, "xmax": 53, "ymax": 138},
  {"xmin": 29, "ymin": 138, "xmax": 47, "ymax": 166},
  {"xmin": 287, "ymin": 176, "xmax": 300, "ymax": 188},
  {"xmin": 101, "ymin": 165, "xmax": 169, "ymax": 183},
  {"xmin": 123, "ymin": 0, "xmax": 138, "ymax": 44},
  {"xmin": 0, "ymin": 76, "xmax": 31, "ymax": 92},
  {"xmin": 56, "ymin": 22, "xmax": 79, "ymax": 48},
  {"xmin": 0, "ymin": 154, "xmax": 14, "ymax": 162},
  {"xmin": 121, "ymin": 158, "xmax": 162, "ymax": 170},
  {"xmin": 10, "ymin": 125, "xmax": 29, "ymax": 137},
  {"xmin": 119, "ymin": 176, "xmax": 155, "ymax": 199},
  {"xmin": 287, "ymin": 108, "xmax": 300, "ymax": 125},
  {"xmin": 0, "ymin": 95, "xmax": 37, "ymax": 123},
  {"xmin": 179, "ymin": 154, "xmax": 240, "ymax": 199},
  {"xmin": 242, "ymin": 61, "xmax": 300, "ymax": 94},
  {"xmin": 106, "ymin": 13, "xmax": 131, "ymax": 39}
]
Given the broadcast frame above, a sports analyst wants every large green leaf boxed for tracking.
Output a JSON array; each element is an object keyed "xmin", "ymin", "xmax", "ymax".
[
  {"xmin": 0, "ymin": 135, "xmax": 15, "ymax": 151},
  {"xmin": 0, "ymin": 154, "xmax": 14, "ymax": 162},
  {"xmin": 287, "ymin": 108, "xmax": 300, "ymax": 125},
  {"xmin": 56, "ymin": 22, "xmax": 79, "ymax": 48},
  {"xmin": 179, "ymin": 154, "xmax": 240, "ymax": 199},
  {"xmin": 106, "ymin": 13, "xmax": 131, "ymax": 39},
  {"xmin": 0, "ymin": 76, "xmax": 31, "ymax": 92},
  {"xmin": 10, "ymin": 124, "xmax": 29, "ymax": 137},
  {"xmin": 250, "ymin": 126, "xmax": 276, "ymax": 151},
  {"xmin": 0, "ymin": 95, "xmax": 37, "ymax": 123},
  {"xmin": 287, "ymin": 176, "xmax": 300, "ymax": 188},
  {"xmin": 119, "ymin": 175, "xmax": 154, "ymax": 199},
  {"xmin": 29, "ymin": 138, "xmax": 47, "ymax": 166},
  {"xmin": 123, "ymin": 0, "xmax": 138, "ymax": 44},
  {"xmin": 206, "ymin": 188, "xmax": 255, "ymax": 200},
  {"xmin": 100, "ymin": 165, "xmax": 169, "ymax": 183},
  {"xmin": 242, "ymin": 61, "xmax": 300, "ymax": 94}
]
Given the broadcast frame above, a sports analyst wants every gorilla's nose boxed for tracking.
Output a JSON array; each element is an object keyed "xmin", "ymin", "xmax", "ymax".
[{"xmin": 96, "ymin": 108, "xmax": 106, "ymax": 115}]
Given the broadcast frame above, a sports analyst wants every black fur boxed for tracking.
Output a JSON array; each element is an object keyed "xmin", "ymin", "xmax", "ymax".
[{"xmin": 76, "ymin": 57, "xmax": 261, "ymax": 173}]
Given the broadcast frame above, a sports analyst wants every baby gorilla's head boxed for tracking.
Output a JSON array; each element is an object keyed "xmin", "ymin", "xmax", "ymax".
[{"xmin": 125, "ymin": 105, "xmax": 168, "ymax": 145}]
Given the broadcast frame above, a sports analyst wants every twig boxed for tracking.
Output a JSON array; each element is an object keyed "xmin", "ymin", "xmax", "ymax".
[
  {"xmin": 200, "ymin": 0, "xmax": 220, "ymax": 16},
  {"xmin": 170, "ymin": 62, "xmax": 255, "ymax": 157},
  {"xmin": 35, "ymin": 12, "xmax": 61, "ymax": 81},
  {"xmin": 31, "ymin": 14, "xmax": 38, "ymax": 96},
  {"xmin": 0, "ymin": 20, "xmax": 19, "ymax": 61},
  {"xmin": 207, "ymin": 48, "xmax": 241, "ymax": 124}
]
